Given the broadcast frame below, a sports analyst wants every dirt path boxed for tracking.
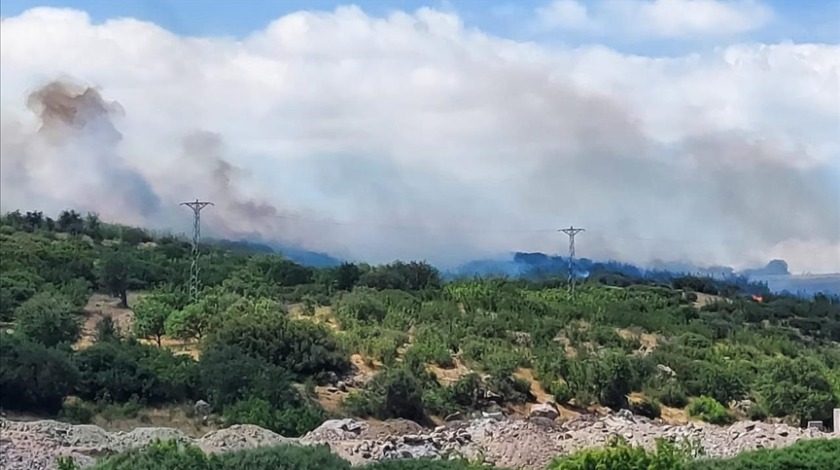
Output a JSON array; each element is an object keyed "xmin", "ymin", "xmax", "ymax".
[
  {"xmin": 77, "ymin": 293, "xmax": 141, "ymax": 348},
  {"xmin": 76, "ymin": 292, "xmax": 199, "ymax": 358}
]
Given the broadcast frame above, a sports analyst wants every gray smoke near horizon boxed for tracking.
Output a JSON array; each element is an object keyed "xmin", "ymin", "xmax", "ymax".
[
  {"xmin": 1, "ymin": 76, "xmax": 838, "ymax": 272},
  {"xmin": 1, "ymin": 7, "xmax": 838, "ymax": 273}
]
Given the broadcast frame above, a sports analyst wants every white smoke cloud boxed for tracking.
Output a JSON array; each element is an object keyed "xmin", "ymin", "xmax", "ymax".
[{"xmin": 1, "ymin": 6, "xmax": 838, "ymax": 273}]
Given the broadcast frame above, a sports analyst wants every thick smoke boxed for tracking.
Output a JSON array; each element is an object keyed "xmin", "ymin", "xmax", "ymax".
[
  {"xmin": 1, "ymin": 7, "xmax": 838, "ymax": 272},
  {"xmin": 2, "ymin": 79, "xmax": 160, "ymax": 222},
  {"xmin": 176, "ymin": 130, "xmax": 329, "ymax": 247}
]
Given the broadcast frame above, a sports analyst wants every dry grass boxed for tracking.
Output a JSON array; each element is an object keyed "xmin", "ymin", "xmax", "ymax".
[
  {"xmin": 350, "ymin": 353, "xmax": 380, "ymax": 380},
  {"xmin": 553, "ymin": 331, "xmax": 579, "ymax": 357},
  {"xmin": 692, "ymin": 292, "xmax": 729, "ymax": 308},
  {"xmin": 628, "ymin": 392, "xmax": 690, "ymax": 424},
  {"xmin": 660, "ymin": 405, "xmax": 690, "ymax": 424},
  {"xmin": 427, "ymin": 358, "xmax": 474, "ymax": 386},
  {"xmin": 76, "ymin": 292, "xmax": 142, "ymax": 349},
  {"xmin": 514, "ymin": 368, "xmax": 552, "ymax": 404},
  {"xmin": 288, "ymin": 304, "xmax": 340, "ymax": 330},
  {"xmin": 315, "ymin": 386, "xmax": 347, "ymax": 413},
  {"xmin": 618, "ymin": 328, "xmax": 659, "ymax": 355}
]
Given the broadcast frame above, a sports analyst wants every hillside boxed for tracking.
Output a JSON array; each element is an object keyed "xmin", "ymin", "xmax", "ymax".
[{"xmin": 1, "ymin": 209, "xmax": 839, "ymax": 469}]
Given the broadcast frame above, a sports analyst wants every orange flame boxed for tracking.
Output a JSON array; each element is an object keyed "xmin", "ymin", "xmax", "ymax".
[{"xmin": 751, "ymin": 295, "xmax": 764, "ymax": 303}]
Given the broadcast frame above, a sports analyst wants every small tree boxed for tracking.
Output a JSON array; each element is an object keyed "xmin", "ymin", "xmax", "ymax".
[
  {"xmin": 99, "ymin": 248, "xmax": 135, "ymax": 307},
  {"xmin": 84, "ymin": 212, "xmax": 102, "ymax": 240},
  {"xmin": 166, "ymin": 303, "xmax": 210, "ymax": 342},
  {"xmin": 57, "ymin": 210, "xmax": 85, "ymax": 234},
  {"xmin": 15, "ymin": 292, "xmax": 81, "ymax": 347},
  {"xmin": 133, "ymin": 297, "xmax": 172, "ymax": 347},
  {"xmin": 94, "ymin": 316, "xmax": 121, "ymax": 343},
  {"xmin": 757, "ymin": 356, "xmax": 837, "ymax": 426}
]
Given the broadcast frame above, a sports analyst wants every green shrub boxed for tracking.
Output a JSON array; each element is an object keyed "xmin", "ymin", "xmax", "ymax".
[
  {"xmin": 685, "ymin": 362, "xmax": 746, "ymax": 406},
  {"xmin": 423, "ymin": 372, "xmax": 489, "ymax": 416},
  {"xmin": 656, "ymin": 382, "xmax": 689, "ymax": 408},
  {"xmin": 89, "ymin": 440, "xmax": 214, "ymax": 470},
  {"xmin": 630, "ymin": 397, "xmax": 662, "ymax": 419},
  {"xmin": 343, "ymin": 366, "xmax": 426, "ymax": 423},
  {"xmin": 58, "ymin": 400, "xmax": 95, "ymax": 424},
  {"xmin": 367, "ymin": 460, "xmax": 495, "ymax": 469},
  {"xmin": 746, "ymin": 402, "xmax": 769, "ymax": 421},
  {"xmin": 206, "ymin": 305, "xmax": 349, "ymax": 380},
  {"xmin": 217, "ymin": 443, "xmax": 350, "ymax": 469},
  {"xmin": 223, "ymin": 397, "xmax": 325, "ymax": 437},
  {"xmin": 547, "ymin": 380, "xmax": 573, "ymax": 404},
  {"xmin": 74, "ymin": 340, "xmax": 198, "ymax": 404},
  {"xmin": 686, "ymin": 438, "xmax": 840, "ymax": 470},
  {"xmin": 88, "ymin": 439, "xmax": 351, "ymax": 470},
  {"xmin": 199, "ymin": 345, "xmax": 298, "ymax": 410},
  {"xmin": 0, "ymin": 333, "xmax": 79, "ymax": 413},
  {"xmin": 14, "ymin": 292, "xmax": 82, "ymax": 347},
  {"xmin": 756, "ymin": 356, "xmax": 837, "ymax": 426},
  {"xmin": 547, "ymin": 437, "xmax": 693, "ymax": 470},
  {"xmin": 688, "ymin": 396, "xmax": 732, "ymax": 425},
  {"xmin": 410, "ymin": 329, "xmax": 454, "ymax": 368},
  {"xmin": 98, "ymin": 398, "xmax": 143, "ymax": 422},
  {"xmin": 565, "ymin": 351, "xmax": 653, "ymax": 410},
  {"xmin": 56, "ymin": 456, "xmax": 80, "ymax": 470},
  {"xmin": 334, "ymin": 289, "xmax": 388, "ymax": 326}
]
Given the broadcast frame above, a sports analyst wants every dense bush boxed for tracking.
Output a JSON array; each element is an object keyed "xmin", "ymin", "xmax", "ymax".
[
  {"xmin": 58, "ymin": 400, "xmax": 95, "ymax": 424},
  {"xmin": 198, "ymin": 344, "xmax": 297, "ymax": 409},
  {"xmin": 548, "ymin": 436, "xmax": 840, "ymax": 470},
  {"xmin": 547, "ymin": 438, "xmax": 695, "ymax": 470},
  {"xmin": 686, "ymin": 438, "xmax": 840, "ymax": 470},
  {"xmin": 0, "ymin": 333, "xmax": 79, "ymax": 413},
  {"xmin": 344, "ymin": 366, "xmax": 427, "ymax": 423},
  {"xmin": 14, "ymin": 292, "xmax": 82, "ymax": 347},
  {"xmin": 222, "ymin": 397, "xmax": 325, "ymax": 438},
  {"xmin": 205, "ymin": 299, "xmax": 349, "ymax": 380},
  {"xmin": 755, "ymin": 356, "xmax": 837, "ymax": 425},
  {"xmin": 687, "ymin": 396, "xmax": 732, "ymax": 425},
  {"xmin": 74, "ymin": 339, "xmax": 198, "ymax": 404},
  {"xmin": 629, "ymin": 397, "xmax": 662, "ymax": 419},
  {"xmin": 655, "ymin": 382, "xmax": 690, "ymax": 408}
]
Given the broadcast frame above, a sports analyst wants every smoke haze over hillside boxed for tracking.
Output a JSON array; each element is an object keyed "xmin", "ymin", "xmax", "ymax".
[{"xmin": 1, "ymin": 6, "xmax": 839, "ymax": 273}]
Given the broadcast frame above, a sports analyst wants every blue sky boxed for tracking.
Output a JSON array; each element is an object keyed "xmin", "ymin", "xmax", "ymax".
[{"xmin": 3, "ymin": 0, "xmax": 838, "ymax": 51}]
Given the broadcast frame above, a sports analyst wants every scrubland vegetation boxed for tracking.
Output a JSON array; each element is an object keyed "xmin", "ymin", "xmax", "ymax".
[{"xmin": 2, "ymin": 209, "xmax": 839, "ymax": 469}]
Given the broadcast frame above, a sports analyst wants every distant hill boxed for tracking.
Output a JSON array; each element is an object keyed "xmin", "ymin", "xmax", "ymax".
[
  {"xmin": 752, "ymin": 273, "xmax": 840, "ymax": 297},
  {"xmin": 206, "ymin": 239, "xmax": 836, "ymax": 296},
  {"xmin": 450, "ymin": 252, "xmax": 838, "ymax": 297},
  {"xmin": 206, "ymin": 238, "xmax": 343, "ymax": 267}
]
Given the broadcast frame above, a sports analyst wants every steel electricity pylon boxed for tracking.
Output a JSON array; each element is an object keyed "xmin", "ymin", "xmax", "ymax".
[
  {"xmin": 560, "ymin": 226, "xmax": 585, "ymax": 291},
  {"xmin": 180, "ymin": 199, "xmax": 213, "ymax": 302}
]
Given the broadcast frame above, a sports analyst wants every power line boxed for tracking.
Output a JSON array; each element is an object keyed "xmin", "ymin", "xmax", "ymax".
[{"xmin": 180, "ymin": 199, "xmax": 213, "ymax": 302}]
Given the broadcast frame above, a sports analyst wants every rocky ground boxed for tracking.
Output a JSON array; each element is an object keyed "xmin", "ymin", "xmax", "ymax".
[{"xmin": 1, "ymin": 411, "xmax": 835, "ymax": 470}]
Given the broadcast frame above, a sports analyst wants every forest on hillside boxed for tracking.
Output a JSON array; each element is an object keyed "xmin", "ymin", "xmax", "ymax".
[{"xmin": 1, "ymin": 209, "xmax": 839, "ymax": 445}]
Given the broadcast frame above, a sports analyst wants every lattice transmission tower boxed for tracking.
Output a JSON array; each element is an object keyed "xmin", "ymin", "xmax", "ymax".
[
  {"xmin": 560, "ymin": 226, "xmax": 585, "ymax": 291},
  {"xmin": 180, "ymin": 199, "xmax": 213, "ymax": 302}
]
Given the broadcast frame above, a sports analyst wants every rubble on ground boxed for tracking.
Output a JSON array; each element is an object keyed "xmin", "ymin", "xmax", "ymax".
[{"xmin": 1, "ymin": 409, "xmax": 834, "ymax": 470}]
